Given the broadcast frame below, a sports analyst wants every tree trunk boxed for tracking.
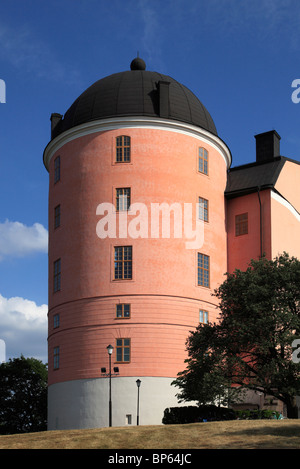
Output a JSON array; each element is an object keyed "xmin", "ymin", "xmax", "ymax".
[{"xmin": 285, "ymin": 397, "xmax": 298, "ymax": 419}]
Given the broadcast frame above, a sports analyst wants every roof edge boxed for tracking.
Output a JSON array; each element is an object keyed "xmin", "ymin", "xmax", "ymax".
[{"xmin": 43, "ymin": 116, "xmax": 231, "ymax": 171}]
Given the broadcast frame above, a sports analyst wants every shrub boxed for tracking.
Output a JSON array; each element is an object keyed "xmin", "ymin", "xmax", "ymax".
[
  {"xmin": 235, "ymin": 409, "xmax": 282, "ymax": 420},
  {"xmin": 162, "ymin": 405, "xmax": 236, "ymax": 425}
]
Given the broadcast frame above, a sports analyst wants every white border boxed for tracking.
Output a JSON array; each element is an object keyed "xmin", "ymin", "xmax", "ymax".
[
  {"xmin": 271, "ymin": 190, "xmax": 300, "ymax": 222},
  {"xmin": 43, "ymin": 116, "xmax": 232, "ymax": 170}
]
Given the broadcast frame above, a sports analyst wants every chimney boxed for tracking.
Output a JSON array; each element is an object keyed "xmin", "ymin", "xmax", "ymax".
[
  {"xmin": 158, "ymin": 81, "xmax": 170, "ymax": 118},
  {"xmin": 254, "ymin": 130, "xmax": 281, "ymax": 163},
  {"xmin": 50, "ymin": 113, "xmax": 63, "ymax": 139}
]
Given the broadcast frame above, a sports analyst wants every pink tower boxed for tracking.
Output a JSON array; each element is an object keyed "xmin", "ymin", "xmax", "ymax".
[{"xmin": 43, "ymin": 57, "xmax": 231, "ymax": 429}]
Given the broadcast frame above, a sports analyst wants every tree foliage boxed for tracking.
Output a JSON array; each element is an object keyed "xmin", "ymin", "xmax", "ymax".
[
  {"xmin": 172, "ymin": 253, "xmax": 300, "ymax": 418},
  {"xmin": 0, "ymin": 356, "xmax": 47, "ymax": 434}
]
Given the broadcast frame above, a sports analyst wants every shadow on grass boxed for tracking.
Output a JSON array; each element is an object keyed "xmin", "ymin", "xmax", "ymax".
[
  {"xmin": 235, "ymin": 423, "xmax": 300, "ymax": 438},
  {"xmin": 216, "ymin": 422, "xmax": 300, "ymax": 449}
]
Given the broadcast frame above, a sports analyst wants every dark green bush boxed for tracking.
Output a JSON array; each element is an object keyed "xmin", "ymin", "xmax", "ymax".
[
  {"xmin": 162, "ymin": 405, "xmax": 236, "ymax": 424},
  {"xmin": 162, "ymin": 406, "xmax": 283, "ymax": 424},
  {"xmin": 235, "ymin": 409, "xmax": 282, "ymax": 420}
]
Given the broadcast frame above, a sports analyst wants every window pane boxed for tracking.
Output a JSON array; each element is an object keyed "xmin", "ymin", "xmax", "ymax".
[
  {"xmin": 114, "ymin": 246, "xmax": 132, "ymax": 280},
  {"xmin": 199, "ymin": 197, "xmax": 208, "ymax": 222},
  {"xmin": 116, "ymin": 348, "xmax": 122, "ymax": 362},
  {"xmin": 54, "ymin": 259, "xmax": 61, "ymax": 292},
  {"xmin": 200, "ymin": 310, "xmax": 208, "ymax": 324},
  {"xmin": 114, "ymin": 247, "xmax": 122, "ymax": 260},
  {"xmin": 124, "ymin": 304, "xmax": 130, "ymax": 317},
  {"xmin": 114, "ymin": 262, "xmax": 122, "ymax": 279},
  {"xmin": 54, "ymin": 156, "xmax": 60, "ymax": 183},
  {"xmin": 116, "ymin": 338, "xmax": 131, "ymax": 362},
  {"xmin": 116, "ymin": 304, "xmax": 123, "ymax": 317},
  {"xmin": 54, "ymin": 314, "xmax": 60, "ymax": 328},
  {"xmin": 116, "ymin": 188, "xmax": 131, "ymax": 211},
  {"xmin": 198, "ymin": 253, "xmax": 209, "ymax": 287},
  {"xmin": 124, "ymin": 246, "xmax": 132, "ymax": 259},
  {"xmin": 54, "ymin": 205, "xmax": 60, "ymax": 228},
  {"xmin": 198, "ymin": 147, "xmax": 208, "ymax": 175},
  {"xmin": 235, "ymin": 213, "xmax": 248, "ymax": 236},
  {"xmin": 116, "ymin": 304, "xmax": 130, "ymax": 318},
  {"xmin": 116, "ymin": 136, "xmax": 131, "ymax": 163},
  {"xmin": 54, "ymin": 346, "xmax": 59, "ymax": 369},
  {"xmin": 124, "ymin": 348, "xmax": 130, "ymax": 361}
]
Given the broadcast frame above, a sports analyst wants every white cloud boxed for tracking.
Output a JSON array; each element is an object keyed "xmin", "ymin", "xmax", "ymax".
[
  {"xmin": 0, "ymin": 294, "xmax": 48, "ymax": 362},
  {"xmin": 0, "ymin": 220, "xmax": 48, "ymax": 261}
]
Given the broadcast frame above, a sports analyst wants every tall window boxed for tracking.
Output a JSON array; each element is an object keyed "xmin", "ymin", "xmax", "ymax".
[
  {"xmin": 199, "ymin": 197, "xmax": 209, "ymax": 222},
  {"xmin": 54, "ymin": 204, "xmax": 61, "ymax": 228},
  {"xmin": 116, "ymin": 338, "xmax": 130, "ymax": 362},
  {"xmin": 116, "ymin": 136, "xmax": 131, "ymax": 162},
  {"xmin": 114, "ymin": 246, "xmax": 132, "ymax": 280},
  {"xmin": 198, "ymin": 253, "xmax": 209, "ymax": 287},
  {"xmin": 54, "ymin": 346, "xmax": 60, "ymax": 369},
  {"xmin": 200, "ymin": 309, "xmax": 209, "ymax": 324},
  {"xmin": 116, "ymin": 304, "xmax": 131, "ymax": 318},
  {"xmin": 54, "ymin": 258, "xmax": 61, "ymax": 292},
  {"xmin": 116, "ymin": 188, "xmax": 131, "ymax": 211},
  {"xmin": 198, "ymin": 147, "xmax": 208, "ymax": 175},
  {"xmin": 54, "ymin": 314, "xmax": 60, "ymax": 328},
  {"xmin": 235, "ymin": 213, "xmax": 248, "ymax": 236},
  {"xmin": 54, "ymin": 156, "xmax": 60, "ymax": 183}
]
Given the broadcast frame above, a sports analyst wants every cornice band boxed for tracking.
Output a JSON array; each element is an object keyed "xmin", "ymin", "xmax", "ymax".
[{"xmin": 43, "ymin": 116, "xmax": 232, "ymax": 171}]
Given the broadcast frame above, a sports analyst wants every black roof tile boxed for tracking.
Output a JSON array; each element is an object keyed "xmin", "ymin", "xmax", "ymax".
[
  {"xmin": 51, "ymin": 64, "xmax": 217, "ymax": 139},
  {"xmin": 225, "ymin": 157, "xmax": 286, "ymax": 198}
]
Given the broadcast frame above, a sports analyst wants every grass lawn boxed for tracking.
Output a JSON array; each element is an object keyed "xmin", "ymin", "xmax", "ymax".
[{"xmin": 0, "ymin": 419, "xmax": 300, "ymax": 449}]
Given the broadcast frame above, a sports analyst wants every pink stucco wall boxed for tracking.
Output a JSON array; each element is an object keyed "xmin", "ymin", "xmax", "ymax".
[
  {"xmin": 47, "ymin": 127, "xmax": 228, "ymax": 385},
  {"xmin": 226, "ymin": 190, "xmax": 272, "ymax": 273}
]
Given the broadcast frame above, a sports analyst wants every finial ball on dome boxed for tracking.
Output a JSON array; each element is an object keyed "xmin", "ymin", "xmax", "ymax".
[{"xmin": 130, "ymin": 57, "xmax": 146, "ymax": 70}]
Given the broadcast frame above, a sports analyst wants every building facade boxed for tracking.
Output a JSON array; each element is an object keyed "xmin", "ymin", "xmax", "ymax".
[{"xmin": 43, "ymin": 58, "xmax": 300, "ymax": 429}]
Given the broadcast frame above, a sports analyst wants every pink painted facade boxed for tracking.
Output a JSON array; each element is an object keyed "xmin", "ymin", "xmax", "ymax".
[
  {"xmin": 44, "ymin": 60, "xmax": 300, "ymax": 429},
  {"xmin": 47, "ymin": 128, "xmax": 228, "ymax": 386}
]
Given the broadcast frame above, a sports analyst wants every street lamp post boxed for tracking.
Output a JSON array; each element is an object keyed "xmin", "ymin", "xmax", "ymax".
[
  {"xmin": 107, "ymin": 344, "xmax": 114, "ymax": 427},
  {"xmin": 136, "ymin": 379, "xmax": 141, "ymax": 426}
]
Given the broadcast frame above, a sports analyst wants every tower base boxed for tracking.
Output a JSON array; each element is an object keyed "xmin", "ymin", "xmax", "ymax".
[{"xmin": 47, "ymin": 376, "xmax": 187, "ymax": 430}]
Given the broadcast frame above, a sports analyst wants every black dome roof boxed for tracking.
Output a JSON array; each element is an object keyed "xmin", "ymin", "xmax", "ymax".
[{"xmin": 51, "ymin": 59, "xmax": 217, "ymax": 139}]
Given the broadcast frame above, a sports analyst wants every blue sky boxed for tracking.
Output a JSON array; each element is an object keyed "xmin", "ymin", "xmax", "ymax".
[{"xmin": 0, "ymin": 0, "xmax": 300, "ymax": 363}]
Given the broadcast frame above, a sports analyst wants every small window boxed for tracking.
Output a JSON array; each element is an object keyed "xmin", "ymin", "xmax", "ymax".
[
  {"xmin": 116, "ymin": 136, "xmax": 131, "ymax": 162},
  {"xmin": 199, "ymin": 197, "xmax": 209, "ymax": 222},
  {"xmin": 54, "ymin": 156, "xmax": 60, "ymax": 183},
  {"xmin": 54, "ymin": 314, "xmax": 60, "ymax": 328},
  {"xmin": 54, "ymin": 258, "xmax": 61, "ymax": 292},
  {"xmin": 116, "ymin": 338, "xmax": 130, "ymax": 362},
  {"xmin": 198, "ymin": 253, "xmax": 210, "ymax": 288},
  {"xmin": 235, "ymin": 213, "xmax": 248, "ymax": 236},
  {"xmin": 200, "ymin": 309, "xmax": 209, "ymax": 324},
  {"xmin": 54, "ymin": 346, "xmax": 60, "ymax": 369},
  {"xmin": 116, "ymin": 188, "xmax": 131, "ymax": 211},
  {"xmin": 198, "ymin": 147, "xmax": 208, "ymax": 175},
  {"xmin": 126, "ymin": 414, "xmax": 132, "ymax": 425},
  {"xmin": 116, "ymin": 304, "xmax": 131, "ymax": 318},
  {"xmin": 54, "ymin": 205, "xmax": 61, "ymax": 229},
  {"xmin": 114, "ymin": 246, "xmax": 132, "ymax": 280}
]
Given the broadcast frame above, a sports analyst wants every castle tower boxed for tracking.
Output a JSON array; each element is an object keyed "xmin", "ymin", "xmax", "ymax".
[{"xmin": 43, "ymin": 58, "xmax": 231, "ymax": 430}]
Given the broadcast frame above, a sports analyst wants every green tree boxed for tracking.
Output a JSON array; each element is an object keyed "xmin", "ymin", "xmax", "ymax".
[
  {"xmin": 172, "ymin": 254, "xmax": 300, "ymax": 418},
  {"xmin": 0, "ymin": 356, "xmax": 47, "ymax": 434}
]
